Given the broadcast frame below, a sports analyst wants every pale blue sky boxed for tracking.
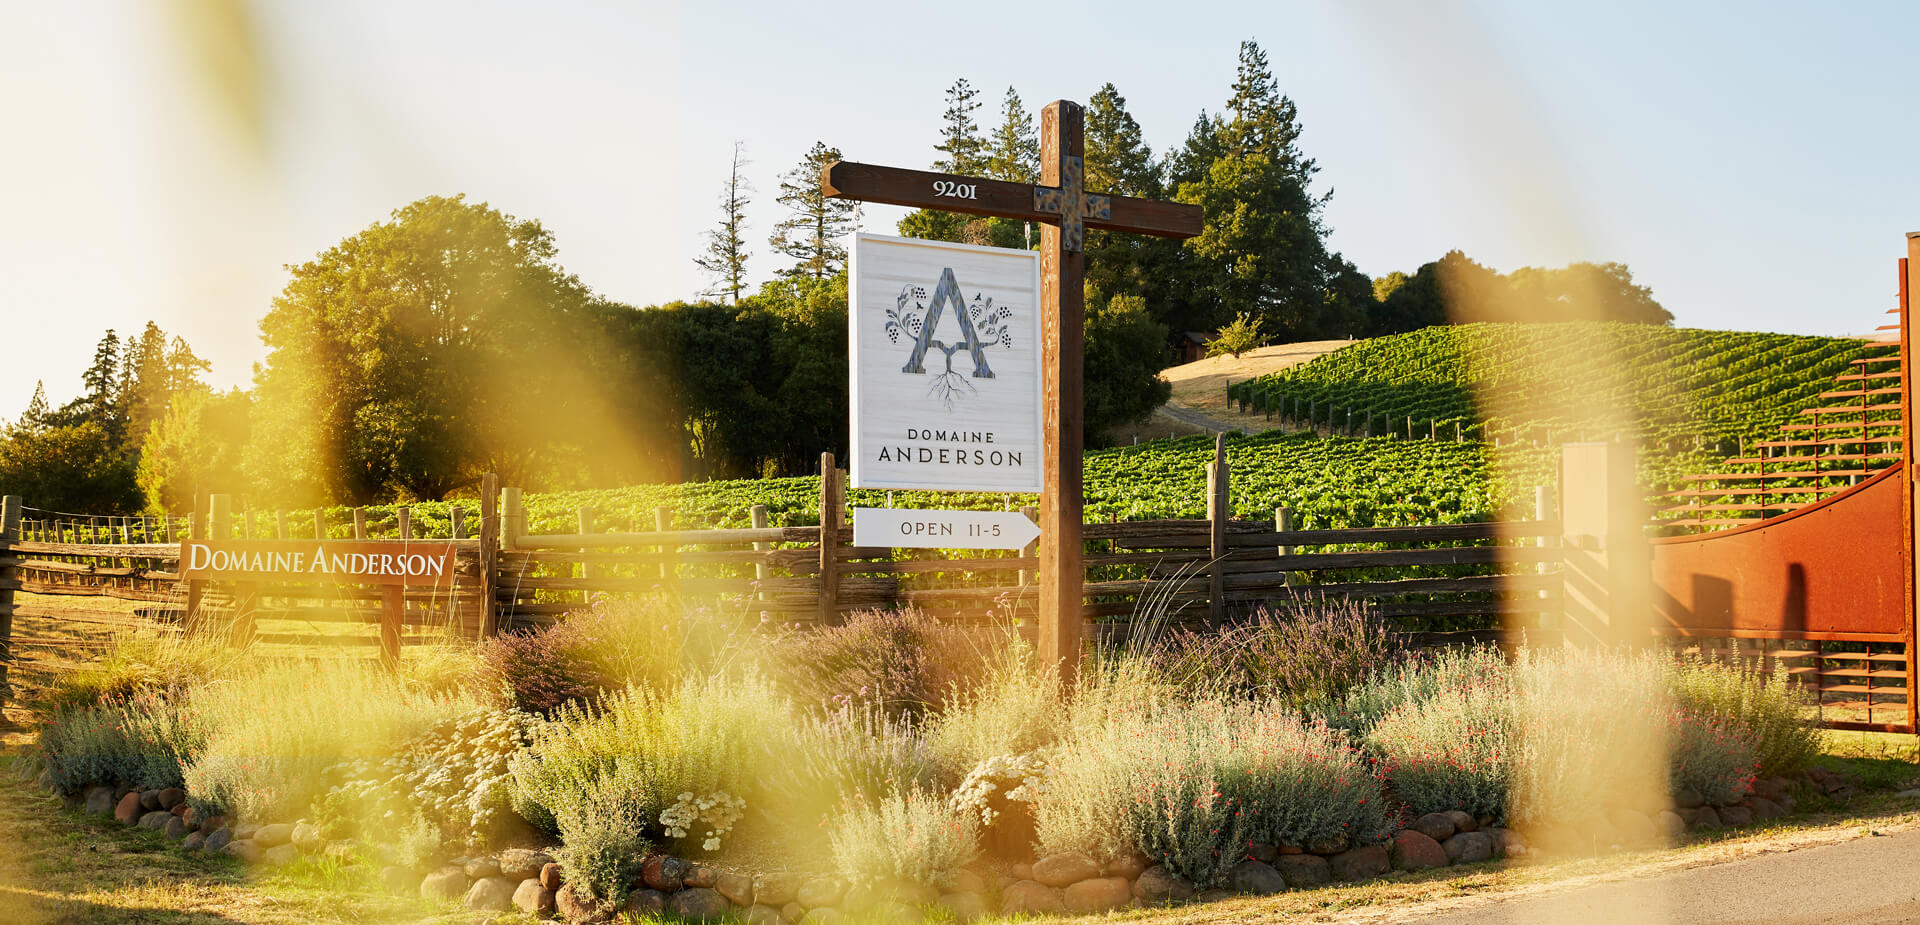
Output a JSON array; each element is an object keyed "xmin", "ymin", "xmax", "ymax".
[{"xmin": 4, "ymin": 1, "xmax": 1915, "ymax": 409}]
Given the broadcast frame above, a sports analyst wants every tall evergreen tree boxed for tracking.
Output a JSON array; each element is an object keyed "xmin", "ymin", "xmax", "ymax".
[
  {"xmin": 695, "ymin": 142, "xmax": 753, "ymax": 304},
  {"xmin": 1084, "ymin": 83, "xmax": 1176, "ymax": 317},
  {"xmin": 19, "ymin": 382, "xmax": 47, "ymax": 431},
  {"xmin": 903, "ymin": 79, "xmax": 991, "ymax": 243},
  {"xmin": 770, "ymin": 141, "xmax": 860, "ymax": 279},
  {"xmin": 932, "ymin": 78, "xmax": 987, "ymax": 174},
  {"xmin": 984, "ymin": 87, "xmax": 1039, "ymax": 183},
  {"xmin": 1085, "ymin": 83, "xmax": 1159, "ymax": 197},
  {"xmin": 1173, "ymin": 39, "xmax": 1338, "ymax": 341},
  {"xmin": 80, "ymin": 330, "xmax": 120, "ymax": 413}
]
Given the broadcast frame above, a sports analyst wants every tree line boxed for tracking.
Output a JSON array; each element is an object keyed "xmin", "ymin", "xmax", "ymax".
[
  {"xmin": 690, "ymin": 40, "xmax": 1668, "ymax": 346},
  {"xmin": 1, "ymin": 39, "xmax": 1672, "ymax": 513}
]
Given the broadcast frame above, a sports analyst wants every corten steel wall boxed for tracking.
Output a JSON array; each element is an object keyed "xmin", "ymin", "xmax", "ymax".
[{"xmin": 1649, "ymin": 465, "xmax": 1907, "ymax": 642}]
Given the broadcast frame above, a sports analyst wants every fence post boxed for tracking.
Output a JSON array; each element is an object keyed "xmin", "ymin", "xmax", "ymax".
[
  {"xmin": 397, "ymin": 506, "xmax": 412, "ymax": 540},
  {"xmin": 1207, "ymin": 433, "xmax": 1228, "ymax": 623},
  {"xmin": 655, "ymin": 507, "xmax": 678, "ymax": 598},
  {"xmin": 1019, "ymin": 505, "xmax": 1040, "ymax": 591},
  {"xmin": 379, "ymin": 585, "xmax": 403, "ymax": 670},
  {"xmin": 750, "ymin": 504, "xmax": 770, "ymax": 612},
  {"xmin": 353, "ymin": 508, "xmax": 367, "ymax": 540},
  {"xmin": 312, "ymin": 509, "xmax": 325, "ymax": 539},
  {"xmin": 479, "ymin": 473, "xmax": 500, "ymax": 637},
  {"xmin": 1558, "ymin": 442, "xmax": 1649, "ymax": 646},
  {"xmin": 501, "ymin": 488, "xmax": 524, "ymax": 551},
  {"xmin": 817, "ymin": 452, "xmax": 843, "ymax": 626},
  {"xmin": 1275, "ymin": 505, "xmax": 1294, "ymax": 589},
  {"xmin": 275, "ymin": 510, "xmax": 288, "ymax": 540},
  {"xmin": 0, "ymin": 495, "xmax": 20, "ymax": 712},
  {"xmin": 450, "ymin": 506, "xmax": 466, "ymax": 540},
  {"xmin": 575, "ymin": 509, "xmax": 593, "ymax": 583},
  {"xmin": 184, "ymin": 495, "xmax": 205, "ymax": 630},
  {"xmin": 1535, "ymin": 485, "xmax": 1559, "ymax": 636}
]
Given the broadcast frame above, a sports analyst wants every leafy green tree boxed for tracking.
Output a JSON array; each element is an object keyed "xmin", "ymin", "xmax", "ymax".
[
  {"xmin": 1084, "ymin": 294, "xmax": 1173, "ymax": 445},
  {"xmin": 1373, "ymin": 271, "xmax": 1410, "ymax": 304},
  {"xmin": 137, "ymin": 388, "xmax": 251, "ymax": 511},
  {"xmin": 0, "ymin": 417, "xmax": 140, "ymax": 513},
  {"xmin": 752, "ymin": 273, "xmax": 851, "ymax": 473},
  {"xmin": 1505, "ymin": 262, "xmax": 1673, "ymax": 324},
  {"xmin": 1367, "ymin": 252, "xmax": 1672, "ymax": 334},
  {"xmin": 695, "ymin": 142, "xmax": 753, "ymax": 304},
  {"xmin": 1206, "ymin": 312, "xmax": 1268, "ymax": 359},
  {"xmin": 250, "ymin": 194, "xmax": 652, "ymax": 504},
  {"xmin": 770, "ymin": 142, "xmax": 860, "ymax": 280}
]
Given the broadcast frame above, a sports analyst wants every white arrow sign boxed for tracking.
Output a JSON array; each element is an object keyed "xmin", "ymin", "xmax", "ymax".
[{"xmin": 852, "ymin": 507, "xmax": 1042, "ymax": 551}]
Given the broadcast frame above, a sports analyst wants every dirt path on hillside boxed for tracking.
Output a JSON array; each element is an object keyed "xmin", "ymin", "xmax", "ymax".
[{"xmin": 1107, "ymin": 339, "xmax": 1354, "ymax": 444}]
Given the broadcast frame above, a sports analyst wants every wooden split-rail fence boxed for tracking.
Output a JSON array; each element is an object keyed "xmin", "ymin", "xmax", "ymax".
[{"xmin": 0, "ymin": 441, "xmax": 1566, "ymax": 697}]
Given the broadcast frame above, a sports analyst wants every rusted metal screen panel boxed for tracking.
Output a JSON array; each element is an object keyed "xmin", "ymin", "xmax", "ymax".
[{"xmin": 1651, "ymin": 464, "xmax": 1906, "ymax": 638}]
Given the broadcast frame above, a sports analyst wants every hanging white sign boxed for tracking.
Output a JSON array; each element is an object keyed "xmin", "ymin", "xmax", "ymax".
[{"xmin": 849, "ymin": 233, "xmax": 1044, "ymax": 492}]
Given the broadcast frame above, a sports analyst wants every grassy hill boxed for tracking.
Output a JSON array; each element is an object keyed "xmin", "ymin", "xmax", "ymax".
[{"xmin": 1227, "ymin": 322, "xmax": 1873, "ymax": 490}]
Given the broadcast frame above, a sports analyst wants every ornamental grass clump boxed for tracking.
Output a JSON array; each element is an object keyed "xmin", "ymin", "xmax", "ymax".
[
  {"xmin": 182, "ymin": 659, "xmax": 478, "ymax": 821},
  {"xmin": 1507, "ymin": 647, "xmax": 1675, "ymax": 828},
  {"xmin": 1164, "ymin": 600, "xmax": 1400, "ymax": 711},
  {"xmin": 761, "ymin": 704, "xmax": 935, "ymax": 841},
  {"xmin": 924, "ymin": 643, "xmax": 1063, "ymax": 787},
  {"xmin": 37, "ymin": 632, "xmax": 237, "ymax": 714},
  {"xmin": 828, "ymin": 787, "xmax": 979, "ymax": 890},
  {"xmin": 766, "ymin": 608, "xmax": 1003, "ymax": 721},
  {"xmin": 477, "ymin": 594, "xmax": 734, "ymax": 716},
  {"xmin": 1323, "ymin": 644, "xmax": 1509, "ymax": 737},
  {"xmin": 38, "ymin": 689, "xmax": 205, "ymax": 794}
]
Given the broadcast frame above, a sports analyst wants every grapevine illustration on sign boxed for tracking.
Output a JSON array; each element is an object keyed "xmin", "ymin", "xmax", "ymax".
[{"xmin": 885, "ymin": 268, "xmax": 1017, "ymax": 409}]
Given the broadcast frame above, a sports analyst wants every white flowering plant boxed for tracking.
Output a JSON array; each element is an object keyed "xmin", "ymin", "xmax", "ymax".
[
  {"xmin": 658, "ymin": 790, "xmax": 747, "ymax": 853},
  {"xmin": 313, "ymin": 707, "xmax": 539, "ymax": 852},
  {"xmin": 950, "ymin": 752, "xmax": 1050, "ymax": 827}
]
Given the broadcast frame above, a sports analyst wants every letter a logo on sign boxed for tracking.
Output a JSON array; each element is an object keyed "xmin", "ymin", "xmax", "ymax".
[{"xmin": 886, "ymin": 268, "xmax": 1018, "ymax": 410}]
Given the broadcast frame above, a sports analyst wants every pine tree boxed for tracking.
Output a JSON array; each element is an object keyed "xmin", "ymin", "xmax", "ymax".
[
  {"xmin": 81, "ymin": 330, "xmax": 120, "ymax": 410},
  {"xmin": 932, "ymin": 79, "xmax": 987, "ymax": 175},
  {"xmin": 18, "ymin": 382, "xmax": 48, "ymax": 431},
  {"xmin": 1171, "ymin": 39, "xmax": 1338, "ymax": 341},
  {"xmin": 903, "ymin": 79, "xmax": 990, "ymax": 243},
  {"xmin": 1085, "ymin": 83, "xmax": 1159, "ymax": 196},
  {"xmin": 769, "ymin": 141, "xmax": 860, "ymax": 279},
  {"xmin": 695, "ymin": 142, "xmax": 753, "ymax": 304},
  {"xmin": 163, "ymin": 336, "xmax": 211, "ymax": 396},
  {"xmin": 124, "ymin": 321, "xmax": 173, "ymax": 439},
  {"xmin": 1224, "ymin": 40, "xmax": 1313, "ymax": 181},
  {"xmin": 984, "ymin": 87, "xmax": 1039, "ymax": 183}
]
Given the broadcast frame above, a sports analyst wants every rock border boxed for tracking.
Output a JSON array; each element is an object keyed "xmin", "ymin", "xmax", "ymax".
[{"xmin": 39, "ymin": 771, "xmax": 1818, "ymax": 923}]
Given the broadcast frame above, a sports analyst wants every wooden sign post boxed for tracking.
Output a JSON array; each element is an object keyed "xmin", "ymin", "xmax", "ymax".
[{"xmin": 824, "ymin": 100, "xmax": 1202, "ymax": 676}]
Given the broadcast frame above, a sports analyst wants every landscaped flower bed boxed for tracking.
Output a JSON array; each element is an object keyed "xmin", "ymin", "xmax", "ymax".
[{"xmin": 22, "ymin": 600, "xmax": 1826, "ymax": 923}]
